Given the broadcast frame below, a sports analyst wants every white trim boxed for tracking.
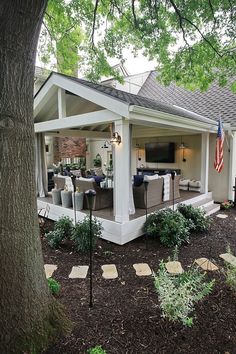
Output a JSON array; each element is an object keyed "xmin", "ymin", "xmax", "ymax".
[
  {"xmin": 58, "ymin": 88, "xmax": 66, "ymax": 119},
  {"xmin": 47, "ymin": 129, "xmax": 110, "ymax": 139},
  {"xmin": 34, "ymin": 110, "xmax": 121, "ymax": 133},
  {"xmin": 228, "ymin": 132, "xmax": 236, "ymax": 200},
  {"xmin": 129, "ymin": 106, "xmax": 217, "ymax": 132},
  {"xmin": 53, "ymin": 75, "xmax": 130, "ymax": 117},
  {"xmin": 200, "ymin": 133, "xmax": 209, "ymax": 193}
]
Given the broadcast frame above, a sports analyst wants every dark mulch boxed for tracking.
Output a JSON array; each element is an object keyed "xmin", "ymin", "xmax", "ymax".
[{"xmin": 43, "ymin": 209, "xmax": 236, "ymax": 354}]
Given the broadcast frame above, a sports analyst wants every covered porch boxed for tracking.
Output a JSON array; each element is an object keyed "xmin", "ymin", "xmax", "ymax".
[{"xmin": 34, "ymin": 72, "xmax": 218, "ymax": 244}]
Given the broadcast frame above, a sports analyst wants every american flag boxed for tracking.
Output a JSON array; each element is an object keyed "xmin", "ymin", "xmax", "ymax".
[{"xmin": 214, "ymin": 118, "xmax": 224, "ymax": 173}]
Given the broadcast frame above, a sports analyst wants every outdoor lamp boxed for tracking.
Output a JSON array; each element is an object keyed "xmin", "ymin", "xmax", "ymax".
[
  {"xmin": 101, "ymin": 140, "xmax": 110, "ymax": 149},
  {"xmin": 85, "ymin": 189, "xmax": 96, "ymax": 308},
  {"xmin": 110, "ymin": 132, "xmax": 121, "ymax": 145},
  {"xmin": 85, "ymin": 189, "xmax": 96, "ymax": 209},
  {"xmin": 179, "ymin": 142, "xmax": 187, "ymax": 162}
]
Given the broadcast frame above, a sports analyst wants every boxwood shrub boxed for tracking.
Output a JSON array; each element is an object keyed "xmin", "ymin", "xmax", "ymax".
[
  {"xmin": 143, "ymin": 208, "xmax": 190, "ymax": 247},
  {"xmin": 177, "ymin": 204, "xmax": 211, "ymax": 232}
]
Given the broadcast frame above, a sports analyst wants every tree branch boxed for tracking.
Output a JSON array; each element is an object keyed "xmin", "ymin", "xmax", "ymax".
[
  {"xmin": 168, "ymin": 0, "xmax": 223, "ymax": 58},
  {"xmin": 91, "ymin": 0, "xmax": 99, "ymax": 48}
]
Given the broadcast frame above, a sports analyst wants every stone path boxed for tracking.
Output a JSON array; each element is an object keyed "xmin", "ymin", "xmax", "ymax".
[
  {"xmin": 216, "ymin": 214, "xmax": 228, "ymax": 219},
  {"xmin": 195, "ymin": 258, "xmax": 219, "ymax": 271},
  {"xmin": 44, "ymin": 253, "xmax": 236, "ymax": 279},
  {"xmin": 220, "ymin": 253, "xmax": 236, "ymax": 267},
  {"xmin": 69, "ymin": 265, "xmax": 89, "ymax": 279},
  {"xmin": 165, "ymin": 261, "xmax": 184, "ymax": 274},
  {"xmin": 44, "ymin": 264, "xmax": 58, "ymax": 279},
  {"xmin": 101, "ymin": 264, "xmax": 118, "ymax": 279},
  {"xmin": 133, "ymin": 263, "xmax": 152, "ymax": 276}
]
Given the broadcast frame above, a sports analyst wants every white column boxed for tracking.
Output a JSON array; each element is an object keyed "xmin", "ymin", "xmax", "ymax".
[
  {"xmin": 113, "ymin": 119, "xmax": 130, "ymax": 222},
  {"xmin": 58, "ymin": 88, "xmax": 66, "ymax": 119},
  {"xmin": 200, "ymin": 133, "xmax": 209, "ymax": 194},
  {"xmin": 228, "ymin": 132, "xmax": 236, "ymax": 200}
]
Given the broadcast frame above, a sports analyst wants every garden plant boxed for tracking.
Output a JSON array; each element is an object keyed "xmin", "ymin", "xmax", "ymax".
[
  {"xmin": 177, "ymin": 204, "xmax": 211, "ymax": 232},
  {"xmin": 71, "ymin": 216, "xmax": 102, "ymax": 252},
  {"xmin": 154, "ymin": 261, "xmax": 215, "ymax": 326},
  {"xmin": 47, "ymin": 278, "xmax": 61, "ymax": 296},
  {"xmin": 144, "ymin": 208, "xmax": 190, "ymax": 247},
  {"xmin": 45, "ymin": 216, "xmax": 74, "ymax": 249}
]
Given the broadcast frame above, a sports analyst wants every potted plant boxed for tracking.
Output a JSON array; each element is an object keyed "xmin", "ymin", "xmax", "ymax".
[{"xmin": 93, "ymin": 153, "xmax": 102, "ymax": 167}]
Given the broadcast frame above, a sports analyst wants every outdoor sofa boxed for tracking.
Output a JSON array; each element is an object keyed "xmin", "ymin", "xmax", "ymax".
[{"xmin": 133, "ymin": 174, "xmax": 181, "ymax": 209}]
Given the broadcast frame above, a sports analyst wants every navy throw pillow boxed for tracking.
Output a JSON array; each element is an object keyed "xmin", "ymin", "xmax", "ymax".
[
  {"xmin": 94, "ymin": 175, "xmax": 104, "ymax": 185},
  {"xmin": 133, "ymin": 175, "xmax": 144, "ymax": 187}
]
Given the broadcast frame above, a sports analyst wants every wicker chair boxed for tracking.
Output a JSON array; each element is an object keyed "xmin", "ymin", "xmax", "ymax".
[
  {"xmin": 133, "ymin": 177, "xmax": 164, "ymax": 209},
  {"xmin": 76, "ymin": 178, "xmax": 113, "ymax": 211}
]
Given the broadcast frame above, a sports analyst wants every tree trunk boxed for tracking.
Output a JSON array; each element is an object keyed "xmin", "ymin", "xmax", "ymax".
[{"xmin": 0, "ymin": 1, "xmax": 70, "ymax": 352}]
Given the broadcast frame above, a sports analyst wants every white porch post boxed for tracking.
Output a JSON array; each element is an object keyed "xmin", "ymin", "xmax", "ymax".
[
  {"xmin": 113, "ymin": 119, "xmax": 130, "ymax": 222},
  {"xmin": 58, "ymin": 88, "xmax": 66, "ymax": 119},
  {"xmin": 228, "ymin": 132, "xmax": 236, "ymax": 201},
  {"xmin": 200, "ymin": 132, "xmax": 209, "ymax": 194}
]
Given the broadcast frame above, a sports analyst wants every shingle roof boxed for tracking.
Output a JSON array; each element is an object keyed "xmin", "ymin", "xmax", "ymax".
[
  {"xmin": 138, "ymin": 71, "xmax": 236, "ymax": 126},
  {"xmin": 52, "ymin": 72, "xmax": 215, "ymax": 125}
]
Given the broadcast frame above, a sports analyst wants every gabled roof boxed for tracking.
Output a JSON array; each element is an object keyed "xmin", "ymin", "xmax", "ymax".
[
  {"xmin": 138, "ymin": 71, "xmax": 236, "ymax": 126},
  {"xmin": 35, "ymin": 72, "xmax": 215, "ymax": 126}
]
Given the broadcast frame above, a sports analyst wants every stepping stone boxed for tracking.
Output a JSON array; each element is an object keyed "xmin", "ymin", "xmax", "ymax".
[
  {"xmin": 69, "ymin": 266, "xmax": 89, "ymax": 279},
  {"xmin": 44, "ymin": 264, "xmax": 57, "ymax": 279},
  {"xmin": 101, "ymin": 264, "xmax": 118, "ymax": 279},
  {"xmin": 220, "ymin": 253, "xmax": 236, "ymax": 267},
  {"xmin": 165, "ymin": 261, "xmax": 184, "ymax": 275},
  {"xmin": 133, "ymin": 263, "xmax": 152, "ymax": 276},
  {"xmin": 216, "ymin": 214, "xmax": 228, "ymax": 219},
  {"xmin": 195, "ymin": 258, "xmax": 219, "ymax": 271}
]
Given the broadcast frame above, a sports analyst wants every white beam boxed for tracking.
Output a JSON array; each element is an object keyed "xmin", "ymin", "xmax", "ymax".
[
  {"xmin": 129, "ymin": 107, "xmax": 217, "ymax": 133},
  {"xmin": 47, "ymin": 129, "xmax": 110, "ymax": 138},
  {"xmin": 113, "ymin": 119, "xmax": 131, "ymax": 222},
  {"xmin": 34, "ymin": 85, "xmax": 58, "ymax": 117},
  {"xmin": 200, "ymin": 133, "xmax": 209, "ymax": 193},
  {"xmin": 58, "ymin": 88, "xmax": 66, "ymax": 119},
  {"xmin": 53, "ymin": 74, "xmax": 130, "ymax": 118},
  {"xmin": 228, "ymin": 132, "xmax": 236, "ymax": 201},
  {"xmin": 34, "ymin": 110, "xmax": 121, "ymax": 133}
]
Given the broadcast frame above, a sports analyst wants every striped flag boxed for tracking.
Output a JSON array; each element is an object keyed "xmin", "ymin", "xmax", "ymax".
[{"xmin": 214, "ymin": 118, "xmax": 224, "ymax": 173}]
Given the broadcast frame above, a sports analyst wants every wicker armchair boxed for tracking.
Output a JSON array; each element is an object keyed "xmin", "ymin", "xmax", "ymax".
[{"xmin": 76, "ymin": 178, "xmax": 113, "ymax": 211}]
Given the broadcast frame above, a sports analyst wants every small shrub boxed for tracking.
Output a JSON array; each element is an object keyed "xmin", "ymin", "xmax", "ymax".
[
  {"xmin": 223, "ymin": 245, "xmax": 236, "ymax": 292},
  {"xmin": 54, "ymin": 215, "xmax": 74, "ymax": 239},
  {"xmin": 143, "ymin": 208, "xmax": 190, "ymax": 247},
  {"xmin": 45, "ymin": 216, "xmax": 74, "ymax": 248},
  {"xmin": 47, "ymin": 277, "xmax": 60, "ymax": 295},
  {"xmin": 87, "ymin": 345, "xmax": 107, "ymax": 354},
  {"xmin": 225, "ymin": 263, "xmax": 236, "ymax": 291},
  {"xmin": 221, "ymin": 200, "xmax": 234, "ymax": 210},
  {"xmin": 154, "ymin": 261, "xmax": 215, "ymax": 326},
  {"xmin": 177, "ymin": 204, "xmax": 211, "ymax": 232},
  {"xmin": 71, "ymin": 216, "xmax": 102, "ymax": 252},
  {"xmin": 45, "ymin": 229, "xmax": 65, "ymax": 248}
]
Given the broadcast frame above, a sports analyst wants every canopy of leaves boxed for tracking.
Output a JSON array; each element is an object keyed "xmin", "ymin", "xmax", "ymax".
[{"xmin": 39, "ymin": 0, "xmax": 236, "ymax": 91}]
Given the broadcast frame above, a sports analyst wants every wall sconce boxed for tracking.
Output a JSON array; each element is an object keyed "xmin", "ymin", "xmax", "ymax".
[
  {"xmin": 110, "ymin": 132, "xmax": 121, "ymax": 145},
  {"xmin": 101, "ymin": 140, "xmax": 110, "ymax": 149},
  {"xmin": 179, "ymin": 142, "xmax": 187, "ymax": 162}
]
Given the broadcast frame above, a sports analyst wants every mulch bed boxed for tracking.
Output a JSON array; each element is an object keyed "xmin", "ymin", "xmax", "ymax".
[{"xmin": 43, "ymin": 208, "xmax": 236, "ymax": 354}]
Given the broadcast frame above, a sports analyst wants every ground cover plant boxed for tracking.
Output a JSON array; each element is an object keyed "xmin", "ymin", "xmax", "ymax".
[
  {"xmin": 47, "ymin": 277, "xmax": 61, "ymax": 296},
  {"xmin": 42, "ymin": 209, "xmax": 236, "ymax": 354}
]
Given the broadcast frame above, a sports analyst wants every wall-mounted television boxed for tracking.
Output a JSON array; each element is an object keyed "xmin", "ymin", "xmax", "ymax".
[{"xmin": 145, "ymin": 142, "xmax": 175, "ymax": 163}]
